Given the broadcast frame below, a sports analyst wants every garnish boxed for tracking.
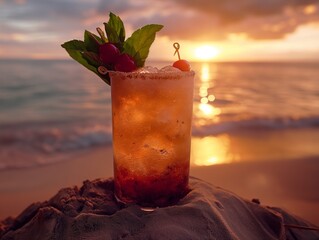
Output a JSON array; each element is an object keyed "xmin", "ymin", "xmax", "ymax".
[
  {"xmin": 172, "ymin": 42, "xmax": 191, "ymax": 72},
  {"xmin": 114, "ymin": 53, "xmax": 136, "ymax": 72},
  {"xmin": 61, "ymin": 12, "xmax": 163, "ymax": 85},
  {"xmin": 99, "ymin": 43, "xmax": 120, "ymax": 65}
]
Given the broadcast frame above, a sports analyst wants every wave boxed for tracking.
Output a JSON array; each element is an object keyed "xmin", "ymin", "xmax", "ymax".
[
  {"xmin": 0, "ymin": 121, "xmax": 113, "ymax": 170},
  {"xmin": 0, "ymin": 122, "xmax": 112, "ymax": 151},
  {"xmin": 192, "ymin": 116, "xmax": 319, "ymax": 136},
  {"xmin": 1, "ymin": 116, "xmax": 319, "ymax": 170}
]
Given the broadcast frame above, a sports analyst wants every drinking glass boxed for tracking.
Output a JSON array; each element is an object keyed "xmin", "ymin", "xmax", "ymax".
[{"xmin": 109, "ymin": 70, "xmax": 195, "ymax": 207}]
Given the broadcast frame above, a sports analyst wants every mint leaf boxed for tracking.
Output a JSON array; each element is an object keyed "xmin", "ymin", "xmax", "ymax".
[
  {"xmin": 84, "ymin": 30, "xmax": 102, "ymax": 52},
  {"xmin": 61, "ymin": 40, "xmax": 98, "ymax": 74},
  {"xmin": 61, "ymin": 40, "xmax": 86, "ymax": 51},
  {"xmin": 123, "ymin": 24, "xmax": 163, "ymax": 67},
  {"xmin": 108, "ymin": 12, "xmax": 125, "ymax": 42},
  {"xmin": 102, "ymin": 12, "xmax": 126, "ymax": 51},
  {"xmin": 62, "ymin": 39, "xmax": 111, "ymax": 85},
  {"xmin": 104, "ymin": 23, "xmax": 119, "ymax": 43},
  {"xmin": 82, "ymin": 51, "xmax": 102, "ymax": 66}
]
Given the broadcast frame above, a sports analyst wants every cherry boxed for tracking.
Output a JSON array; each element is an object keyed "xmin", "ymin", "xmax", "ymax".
[
  {"xmin": 172, "ymin": 42, "xmax": 191, "ymax": 71},
  {"xmin": 114, "ymin": 53, "xmax": 137, "ymax": 72},
  {"xmin": 173, "ymin": 59, "xmax": 191, "ymax": 72},
  {"xmin": 99, "ymin": 43, "xmax": 120, "ymax": 65}
]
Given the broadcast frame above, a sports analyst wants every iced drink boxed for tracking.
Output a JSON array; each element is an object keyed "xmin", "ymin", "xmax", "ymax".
[{"xmin": 110, "ymin": 69, "xmax": 194, "ymax": 207}]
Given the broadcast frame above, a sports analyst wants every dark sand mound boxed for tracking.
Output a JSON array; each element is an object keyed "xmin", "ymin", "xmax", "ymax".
[{"xmin": 1, "ymin": 177, "xmax": 318, "ymax": 240}]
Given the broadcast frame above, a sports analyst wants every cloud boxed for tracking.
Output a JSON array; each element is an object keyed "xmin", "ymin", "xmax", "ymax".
[
  {"xmin": 125, "ymin": 0, "xmax": 319, "ymax": 40},
  {"xmin": 2, "ymin": 0, "xmax": 319, "ymax": 40},
  {"xmin": 1, "ymin": 0, "xmax": 319, "ymax": 59},
  {"xmin": 164, "ymin": 0, "xmax": 317, "ymax": 23}
]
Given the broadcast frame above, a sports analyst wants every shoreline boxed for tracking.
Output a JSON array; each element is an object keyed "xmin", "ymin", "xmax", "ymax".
[{"xmin": 1, "ymin": 146, "xmax": 318, "ymax": 226}]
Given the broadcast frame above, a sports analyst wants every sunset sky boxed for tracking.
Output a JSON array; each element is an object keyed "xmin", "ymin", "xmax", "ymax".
[{"xmin": 1, "ymin": 0, "xmax": 319, "ymax": 61}]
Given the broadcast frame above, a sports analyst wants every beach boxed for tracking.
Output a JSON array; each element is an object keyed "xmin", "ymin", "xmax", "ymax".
[
  {"xmin": 1, "ymin": 60, "xmax": 319, "ymax": 227},
  {"xmin": 2, "ymin": 1, "xmax": 319, "ymax": 237},
  {"xmin": 1, "ymin": 144, "xmax": 319, "ymax": 226}
]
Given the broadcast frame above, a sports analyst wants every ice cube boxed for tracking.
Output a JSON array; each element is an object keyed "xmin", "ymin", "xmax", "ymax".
[
  {"xmin": 159, "ymin": 66, "xmax": 182, "ymax": 72},
  {"xmin": 135, "ymin": 66, "xmax": 159, "ymax": 73}
]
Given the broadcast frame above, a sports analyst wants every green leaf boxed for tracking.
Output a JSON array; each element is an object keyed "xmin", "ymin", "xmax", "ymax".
[
  {"xmin": 108, "ymin": 12, "xmax": 125, "ymax": 42},
  {"xmin": 104, "ymin": 23, "xmax": 124, "ymax": 52},
  {"xmin": 61, "ymin": 40, "xmax": 86, "ymax": 51},
  {"xmin": 67, "ymin": 49, "xmax": 97, "ymax": 73},
  {"xmin": 84, "ymin": 30, "xmax": 102, "ymax": 52},
  {"xmin": 62, "ymin": 39, "xmax": 111, "ymax": 85},
  {"xmin": 104, "ymin": 23, "xmax": 119, "ymax": 43},
  {"xmin": 64, "ymin": 48, "xmax": 110, "ymax": 85},
  {"xmin": 123, "ymin": 24, "xmax": 163, "ymax": 67},
  {"xmin": 103, "ymin": 12, "xmax": 126, "ymax": 51},
  {"xmin": 82, "ymin": 51, "xmax": 102, "ymax": 66},
  {"xmin": 61, "ymin": 40, "xmax": 97, "ymax": 73}
]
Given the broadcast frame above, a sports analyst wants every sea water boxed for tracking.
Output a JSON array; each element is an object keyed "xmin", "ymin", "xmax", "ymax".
[{"xmin": 0, "ymin": 59, "xmax": 319, "ymax": 170}]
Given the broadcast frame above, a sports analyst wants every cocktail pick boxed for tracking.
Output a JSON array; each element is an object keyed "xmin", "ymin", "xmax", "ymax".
[
  {"xmin": 173, "ymin": 42, "xmax": 181, "ymax": 60},
  {"xmin": 172, "ymin": 42, "xmax": 191, "ymax": 71}
]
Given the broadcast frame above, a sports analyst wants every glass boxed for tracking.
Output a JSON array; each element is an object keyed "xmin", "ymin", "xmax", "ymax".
[{"xmin": 109, "ymin": 70, "xmax": 195, "ymax": 207}]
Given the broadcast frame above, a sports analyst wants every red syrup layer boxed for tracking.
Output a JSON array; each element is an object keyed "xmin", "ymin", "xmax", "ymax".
[{"xmin": 114, "ymin": 164, "xmax": 190, "ymax": 207}]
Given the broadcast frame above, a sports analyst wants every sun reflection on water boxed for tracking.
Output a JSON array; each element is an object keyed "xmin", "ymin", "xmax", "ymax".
[
  {"xmin": 199, "ymin": 103, "xmax": 221, "ymax": 116},
  {"xmin": 195, "ymin": 63, "xmax": 221, "ymax": 123},
  {"xmin": 192, "ymin": 63, "xmax": 231, "ymax": 166},
  {"xmin": 201, "ymin": 64, "xmax": 211, "ymax": 82},
  {"xmin": 191, "ymin": 136, "xmax": 234, "ymax": 166}
]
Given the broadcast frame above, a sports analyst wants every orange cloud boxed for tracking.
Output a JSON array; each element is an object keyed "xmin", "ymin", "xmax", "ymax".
[
  {"xmin": 121, "ymin": 0, "xmax": 319, "ymax": 40},
  {"xmin": 1, "ymin": 0, "xmax": 319, "ymax": 59}
]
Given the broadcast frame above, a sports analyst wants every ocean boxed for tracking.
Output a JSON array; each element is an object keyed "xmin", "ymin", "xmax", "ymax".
[{"xmin": 1, "ymin": 59, "xmax": 319, "ymax": 170}]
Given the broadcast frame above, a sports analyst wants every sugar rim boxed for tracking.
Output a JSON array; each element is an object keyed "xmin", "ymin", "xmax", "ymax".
[
  {"xmin": 108, "ymin": 69, "xmax": 195, "ymax": 79},
  {"xmin": 97, "ymin": 66, "xmax": 195, "ymax": 80}
]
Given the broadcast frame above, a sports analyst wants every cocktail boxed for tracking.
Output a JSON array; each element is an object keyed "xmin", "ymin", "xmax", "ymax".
[
  {"xmin": 110, "ymin": 69, "xmax": 194, "ymax": 206},
  {"xmin": 62, "ymin": 12, "xmax": 194, "ymax": 207}
]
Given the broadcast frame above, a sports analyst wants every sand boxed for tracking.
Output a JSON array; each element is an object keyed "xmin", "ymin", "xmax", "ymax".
[
  {"xmin": 2, "ymin": 177, "xmax": 319, "ymax": 240},
  {"xmin": 0, "ymin": 147, "xmax": 113, "ymax": 220},
  {"xmin": 191, "ymin": 157, "xmax": 319, "ymax": 226},
  {"xmin": 0, "ymin": 146, "xmax": 319, "ymax": 227}
]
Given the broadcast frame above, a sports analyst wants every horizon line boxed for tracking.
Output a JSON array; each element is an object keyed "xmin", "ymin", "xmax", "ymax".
[{"xmin": 1, "ymin": 57, "xmax": 319, "ymax": 64}]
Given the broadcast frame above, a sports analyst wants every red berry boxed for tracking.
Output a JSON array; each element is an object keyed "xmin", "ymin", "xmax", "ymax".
[
  {"xmin": 114, "ymin": 54, "xmax": 137, "ymax": 72},
  {"xmin": 172, "ymin": 59, "xmax": 191, "ymax": 72},
  {"xmin": 99, "ymin": 43, "xmax": 120, "ymax": 65}
]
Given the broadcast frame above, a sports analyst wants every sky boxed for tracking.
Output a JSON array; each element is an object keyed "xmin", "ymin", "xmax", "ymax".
[{"xmin": 1, "ymin": 0, "xmax": 319, "ymax": 61}]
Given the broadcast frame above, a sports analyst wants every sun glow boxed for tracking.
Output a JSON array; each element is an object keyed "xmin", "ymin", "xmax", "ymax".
[
  {"xmin": 194, "ymin": 45, "xmax": 220, "ymax": 61},
  {"xmin": 191, "ymin": 136, "xmax": 231, "ymax": 166}
]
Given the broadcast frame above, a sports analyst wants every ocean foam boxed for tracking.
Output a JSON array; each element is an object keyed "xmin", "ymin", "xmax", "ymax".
[
  {"xmin": 0, "ymin": 121, "xmax": 112, "ymax": 170},
  {"xmin": 1, "ymin": 116, "xmax": 319, "ymax": 170}
]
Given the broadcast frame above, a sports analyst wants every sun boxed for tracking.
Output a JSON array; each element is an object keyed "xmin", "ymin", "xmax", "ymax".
[{"xmin": 194, "ymin": 45, "xmax": 220, "ymax": 61}]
